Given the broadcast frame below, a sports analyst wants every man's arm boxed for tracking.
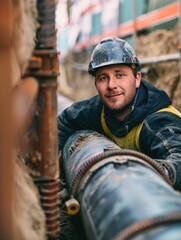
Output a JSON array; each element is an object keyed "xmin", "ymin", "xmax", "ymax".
[
  {"xmin": 139, "ymin": 111, "xmax": 181, "ymax": 190},
  {"xmin": 58, "ymin": 96, "xmax": 103, "ymax": 151},
  {"xmin": 58, "ymin": 105, "xmax": 81, "ymax": 150}
]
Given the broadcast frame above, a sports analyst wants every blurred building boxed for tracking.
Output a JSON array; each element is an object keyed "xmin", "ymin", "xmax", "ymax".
[{"xmin": 56, "ymin": 0, "xmax": 178, "ymax": 58}]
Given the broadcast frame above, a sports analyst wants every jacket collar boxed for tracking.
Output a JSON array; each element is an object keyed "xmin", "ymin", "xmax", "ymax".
[{"xmin": 104, "ymin": 79, "xmax": 171, "ymax": 137}]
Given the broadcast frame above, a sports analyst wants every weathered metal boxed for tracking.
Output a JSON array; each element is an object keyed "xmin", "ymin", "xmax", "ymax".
[
  {"xmin": 34, "ymin": 179, "xmax": 60, "ymax": 238},
  {"xmin": 63, "ymin": 130, "xmax": 181, "ymax": 240},
  {"xmin": 26, "ymin": 0, "xmax": 60, "ymax": 239}
]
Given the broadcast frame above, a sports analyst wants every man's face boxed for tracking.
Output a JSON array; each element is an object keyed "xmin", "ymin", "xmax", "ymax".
[{"xmin": 95, "ymin": 64, "xmax": 141, "ymax": 114}]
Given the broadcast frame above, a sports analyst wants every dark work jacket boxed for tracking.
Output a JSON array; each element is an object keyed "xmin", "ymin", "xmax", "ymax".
[{"xmin": 58, "ymin": 79, "xmax": 181, "ymax": 190}]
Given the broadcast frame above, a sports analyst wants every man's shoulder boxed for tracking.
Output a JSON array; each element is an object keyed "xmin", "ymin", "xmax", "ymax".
[
  {"xmin": 69, "ymin": 95, "xmax": 101, "ymax": 111},
  {"xmin": 140, "ymin": 79, "xmax": 171, "ymax": 110},
  {"xmin": 59, "ymin": 95, "xmax": 102, "ymax": 119},
  {"xmin": 141, "ymin": 79, "xmax": 170, "ymax": 99}
]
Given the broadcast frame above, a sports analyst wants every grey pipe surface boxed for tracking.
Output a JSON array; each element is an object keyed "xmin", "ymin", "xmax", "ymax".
[{"xmin": 63, "ymin": 130, "xmax": 181, "ymax": 240}]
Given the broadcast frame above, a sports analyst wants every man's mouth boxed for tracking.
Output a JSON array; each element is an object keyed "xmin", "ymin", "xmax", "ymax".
[{"xmin": 106, "ymin": 92, "xmax": 123, "ymax": 98}]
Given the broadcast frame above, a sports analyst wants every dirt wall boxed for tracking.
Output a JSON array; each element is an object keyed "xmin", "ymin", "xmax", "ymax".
[{"xmin": 136, "ymin": 26, "xmax": 181, "ymax": 111}]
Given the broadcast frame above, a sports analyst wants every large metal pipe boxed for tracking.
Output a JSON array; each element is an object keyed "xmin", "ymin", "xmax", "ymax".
[{"xmin": 63, "ymin": 130, "xmax": 181, "ymax": 240}]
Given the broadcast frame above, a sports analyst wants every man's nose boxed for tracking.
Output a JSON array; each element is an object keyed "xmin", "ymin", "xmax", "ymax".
[{"xmin": 107, "ymin": 77, "xmax": 117, "ymax": 89}]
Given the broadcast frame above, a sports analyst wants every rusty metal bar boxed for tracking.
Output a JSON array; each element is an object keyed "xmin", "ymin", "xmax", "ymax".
[
  {"xmin": 26, "ymin": 0, "xmax": 60, "ymax": 239},
  {"xmin": 36, "ymin": 75, "xmax": 59, "ymax": 178}
]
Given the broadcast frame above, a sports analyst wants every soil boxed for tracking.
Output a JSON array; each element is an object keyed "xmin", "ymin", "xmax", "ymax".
[
  {"xmin": 136, "ymin": 26, "xmax": 181, "ymax": 111},
  {"xmin": 13, "ymin": 158, "xmax": 46, "ymax": 240}
]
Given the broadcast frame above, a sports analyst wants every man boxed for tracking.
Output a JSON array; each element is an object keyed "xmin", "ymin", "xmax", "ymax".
[{"xmin": 58, "ymin": 36, "xmax": 181, "ymax": 191}]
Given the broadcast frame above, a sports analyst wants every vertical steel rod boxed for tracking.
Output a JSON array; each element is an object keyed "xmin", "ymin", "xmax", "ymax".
[{"xmin": 27, "ymin": 0, "xmax": 60, "ymax": 239}]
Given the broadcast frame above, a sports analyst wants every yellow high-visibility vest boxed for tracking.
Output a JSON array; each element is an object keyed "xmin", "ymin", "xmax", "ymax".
[{"xmin": 101, "ymin": 105, "xmax": 181, "ymax": 151}]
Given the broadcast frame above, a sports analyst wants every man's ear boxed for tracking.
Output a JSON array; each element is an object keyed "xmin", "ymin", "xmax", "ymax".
[{"xmin": 136, "ymin": 71, "xmax": 141, "ymax": 88}]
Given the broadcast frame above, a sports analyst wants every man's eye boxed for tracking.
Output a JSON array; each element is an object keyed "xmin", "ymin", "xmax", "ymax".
[
  {"xmin": 116, "ymin": 73, "xmax": 126, "ymax": 79},
  {"xmin": 99, "ymin": 76, "xmax": 108, "ymax": 81}
]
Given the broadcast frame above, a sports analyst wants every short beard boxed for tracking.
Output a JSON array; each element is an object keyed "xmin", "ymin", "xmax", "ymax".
[{"xmin": 106, "ymin": 98, "xmax": 134, "ymax": 119}]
